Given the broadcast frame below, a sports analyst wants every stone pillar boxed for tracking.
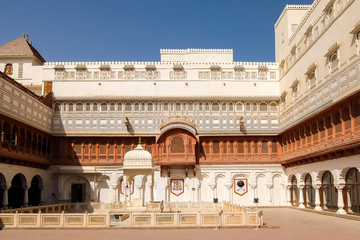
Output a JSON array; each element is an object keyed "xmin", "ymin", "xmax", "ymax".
[
  {"xmin": 336, "ymin": 185, "xmax": 346, "ymax": 214},
  {"xmin": 298, "ymin": 186, "xmax": 305, "ymax": 208},
  {"xmin": 225, "ymin": 183, "xmax": 232, "ymax": 202},
  {"xmin": 111, "ymin": 184, "xmax": 117, "ymax": 203},
  {"xmin": 314, "ymin": 185, "xmax": 322, "ymax": 211},
  {"xmin": 2, "ymin": 187, "xmax": 8, "ymax": 209},
  {"xmin": 23, "ymin": 186, "xmax": 29, "ymax": 207},
  {"xmin": 250, "ymin": 183, "xmax": 257, "ymax": 205},
  {"xmin": 286, "ymin": 185, "xmax": 292, "ymax": 206},
  {"xmin": 145, "ymin": 175, "xmax": 153, "ymax": 204},
  {"xmin": 209, "ymin": 184, "xmax": 216, "ymax": 201},
  {"xmin": 40, "ymin": 187, "xmax": 45, "ymax": 205},
  {"xmin": 266, "ymin": 184, "xmax": 273, "ymax": 204}
]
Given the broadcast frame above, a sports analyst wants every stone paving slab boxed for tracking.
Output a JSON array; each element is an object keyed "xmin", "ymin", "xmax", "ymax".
[{"xmin": 0, "ymin": 208, "xmax": 359, "ymax": 240}]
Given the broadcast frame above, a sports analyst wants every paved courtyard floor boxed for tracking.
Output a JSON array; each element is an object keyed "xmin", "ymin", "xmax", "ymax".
[{"xmin": 0, "ymin": 208, "xmax": 359, "ymax": 240}]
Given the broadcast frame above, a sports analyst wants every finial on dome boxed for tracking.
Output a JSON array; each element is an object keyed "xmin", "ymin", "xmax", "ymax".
[
  {"xmin": 26, "ymin": 34, "xmax": 29, "ymax": 42},
  {"xmin": 23, "ymin": 33, "xmax": 25, "ymax": 38}
]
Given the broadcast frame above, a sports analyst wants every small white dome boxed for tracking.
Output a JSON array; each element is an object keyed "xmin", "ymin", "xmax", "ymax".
[{"xmin": 123, "ymin": 144, "xmax": 153, "ymax": 169}]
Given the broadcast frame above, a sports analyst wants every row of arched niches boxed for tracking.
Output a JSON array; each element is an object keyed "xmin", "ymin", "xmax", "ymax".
[
  {"xmin": 0, "ymin": 173, "xmax": 43, "ymax": 209},
  {"xmin": 290, "ymin": 168, "xmax": 360, "ymax": 214}
]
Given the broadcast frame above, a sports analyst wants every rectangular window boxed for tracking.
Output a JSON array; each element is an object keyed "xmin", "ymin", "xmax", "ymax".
[{"xmin": 18, "ymin": 63, "xmax": 23, "ymax": 78}]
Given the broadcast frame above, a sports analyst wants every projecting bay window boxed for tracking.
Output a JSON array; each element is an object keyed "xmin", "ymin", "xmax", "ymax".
[
  {"xmin": 324, "ymin": 42, "xmax": 340, "ymax": 74},
  {"xmin": 305, "ymin": 63, "xmax": 317, "ymax": 91},
  {"xmin": 290, "ymin": 79, "xmax": 300, "ymax": 101},
  {"xmin": 323, "ymin": 0, "xmax": 335, "ymax": 24},
  {"xmin": 258, "ymin": 66, "xmax": 268, "ymax": 80},
  {"xmin": 146, "ymin": 65, "xmax": 159, "ymax": 80},
  {"xmin": 124, "ymin": 65, "xmax": 135, "ymax": 80},
  {"xmin": 54, "ymin": 65, "xmax": 65, "ymax": 80},
  {"xmin": 304, "ymin": 25, "xmax": 313, "ymax": 48},
  {"xmin": 171, "ymin": 65, "xmax": 186, "ymax": 80},
  {"xmin": 234, "ymin": 66, "xmax": 244, "ymax": 80},
  {"xmin": 350, "ymin": 23, "xmax": 360, "ymax": 56},
  {"xmin": 100, "ymin": 65, "xmax": 110, "ymax": 80},
  {"xmin": 210, "ymin": 65, "xmax": 221, "ymax": 80},
  {"xmin": 75, "ymin": 65, "xmax": 87, "ymax": 80}
]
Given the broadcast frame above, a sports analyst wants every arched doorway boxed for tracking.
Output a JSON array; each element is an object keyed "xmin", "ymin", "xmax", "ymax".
[
  {"xmin": 8, "ymin": 173, "xmax": 27, "ymax": 208},
  {"xmin": 345, "ymin": 168, "xmax": 360, "ymax": 214},
  {"xmin": 28, "ymin": 175, "xmax": 43, "ymax": 206},
  {"xmin": 321, "ymin": 171, "xmax": 338, "ymax": 211},
  {"xmin": 290, "ymin": 176, "xmax": 298, "ymax": 206},
  {"xmin": 304, "ymin": 174, "xmax": 315, "ymax": 208}
]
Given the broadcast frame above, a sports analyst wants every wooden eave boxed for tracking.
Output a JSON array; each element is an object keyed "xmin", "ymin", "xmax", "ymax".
[
  {"xmin": 304, "ymin": 63, "xmax": 317, "ymax": 75},
  {"xmin": 324, "ymin": 42, "xmax": 339, "ymax": 57},
  {"xmin": 350, "ymin": 22, "xmax": 360, "ymax": 34}
]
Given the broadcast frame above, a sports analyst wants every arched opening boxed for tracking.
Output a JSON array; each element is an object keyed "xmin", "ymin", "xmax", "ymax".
[
  {"xmin": 8, "ymin": 173, "xmax": 26, "ymax": 209},
  {"xmin": 28, "ymin": 175, "xmax": 43, "ymax": 206},
  {"xmin": 290, "ymin": 176, "xmax": 298, "ymax": 206},
  {"xmin": 345, "ymin": 168, "xmax": 360, "ymax": 214},
  {"xmin": 321, "ymin": 171, "xmax": 338, "ymax": 211},
  {"xmin": 3, "ymin": 122, "xmax": 11, "ymax": 144},
  {"xmin": 304, "ymin": 174, "xmax": 315, "ymax": 208},
  {"xmin": 4, "ymin": 63, "xmax": 13, "ymax": 75}
]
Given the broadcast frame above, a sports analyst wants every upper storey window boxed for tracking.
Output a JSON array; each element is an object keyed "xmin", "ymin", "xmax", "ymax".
[
  {"xmin": 324, "ymin": 1, "xmax": 335, "ymax": 23},
  {"xmin": 54, "ymin": 65, "xmax": 65, "ymax": 80},
  {"xmin": 210, "ymin": 65, "xmax": 221, "ymax": 80},
  {"xmin": 75, "ymin": 65, "xmax": 86, "ymax": 80},
  {"xmin": 324, "ymin": 42, "xmax": 340, "ymax": 73},
  {"xmin": 124, "ymin": 65, "xmax": 135, "ymax": 80},
  {"xmin": 171, "ymin": 65, "xmax": 186, "ymax": 80},
  {"xmin": 100, "ymin": 65, "xmax": 110, "ymax": 79},
  {"xmin": 350, "ymin": 23, "xmax": 360, "ymax": 56},
  {"xmin": 146, "ymin": 65, "xmax": 158, "ymax": 80},
  {"xmin": 258, "ymin": 66, "xmax": 268, "ymax": 80},
  {"xmin": 234, "ymin": 66, "xmax": 244, "ymax": 80},
  {"xmin": 4, "ymin": 64, "xmax": 13, "ymax": 75},
  {"xmin": 290, "ymin": 79, "xmax": 300, "ymax": 101},
  {"xmin": 304, "ymin": 25, "xmax": 313, "ymax": 48},
  {"xmin": 305, "ymin": 63, "xmax": 317, "ymax": 91}
]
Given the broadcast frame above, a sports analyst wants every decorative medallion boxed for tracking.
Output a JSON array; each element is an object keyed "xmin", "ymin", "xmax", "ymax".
[
  {"xmin": 234, "ymin": 178, "xmax": 248, "ymax": 196},
  {"xmin": 170, "ymin": 179, "xmax": 184, "ymax": 196},
  {"xmin": 120, "ymin": 179, "xmax": 134, "ymax": 196}
]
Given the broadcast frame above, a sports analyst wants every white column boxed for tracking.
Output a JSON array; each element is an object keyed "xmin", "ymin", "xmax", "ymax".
[
  {"xmin": 298, "ymin": 186, "xmax": 305, "ymax": 208},
  {"xmin": 111, "ymin": 184, "xmax": 117, "ymax": 203},
  {"xmin": 250, "ymin": 183, "xmax": 257, "ymax": 205},
  {"xmin": 286, "ymin": 185, "xmax": 292, "ymax": 206},
  {"xmin": 23, "ymin": 186, "xmax": 29, "ymax": 207},
  {"xmin": 266, "ymin": 184, "xmax": 273, "ymax": 205},
  {"xmin": 336, "ymin": 185, "xmax": 346, "ymax": 214},
  {"xmin": 209, "ymin": 184, "xmax": 216, "ymax": 201},
  {"xmin": 314, "ymin": 186, "xmax": 322, "ymax": 211},
  {"xmin": 225, "ymin": 184, "xmax": 232, "ymax": 202},
  {"xmin": 2, "ymin": 187, "xmax": 8, "ymax": 209}
]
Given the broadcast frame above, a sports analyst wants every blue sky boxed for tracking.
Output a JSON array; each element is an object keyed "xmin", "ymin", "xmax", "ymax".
[{"xmin": 1, "ymin": 0, "xmax": 314, "ymax": 62}]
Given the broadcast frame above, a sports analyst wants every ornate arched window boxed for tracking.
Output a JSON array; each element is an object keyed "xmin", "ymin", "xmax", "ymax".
[{"xmin": 4, "ymin": 64, "xmax": 13, "ymax": 75}]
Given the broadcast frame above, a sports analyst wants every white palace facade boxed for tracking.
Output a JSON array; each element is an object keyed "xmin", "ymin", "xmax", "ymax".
[{"xmin": 0, "ymin": 0, "xmax": 359, "ymax": 215}]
